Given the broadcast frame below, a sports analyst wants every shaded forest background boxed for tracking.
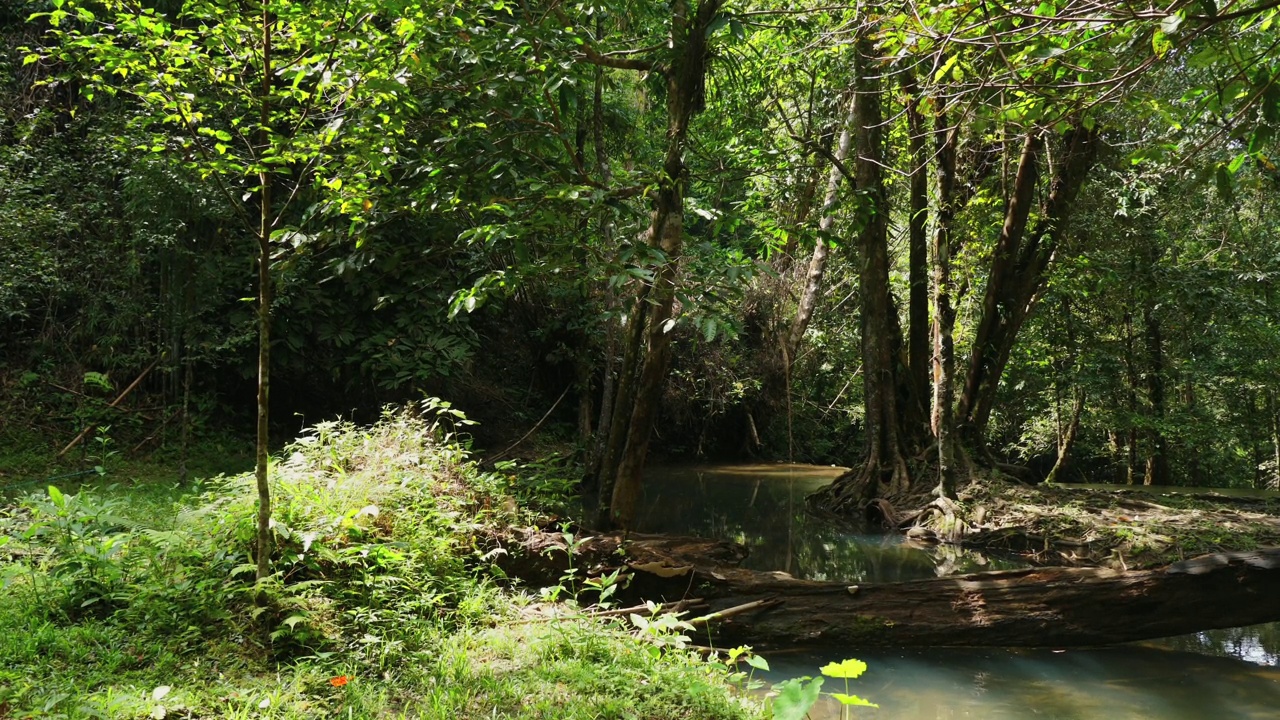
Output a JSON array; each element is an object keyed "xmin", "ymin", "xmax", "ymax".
[{"xmin": 4, "ymin": 0, "xmax": 1280, "ymax": 496}]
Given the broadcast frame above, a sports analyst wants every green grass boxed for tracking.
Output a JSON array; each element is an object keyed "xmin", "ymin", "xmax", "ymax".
[{"xmin": 0, "ymin": 404, "xmax": 763, "ymax": 720}]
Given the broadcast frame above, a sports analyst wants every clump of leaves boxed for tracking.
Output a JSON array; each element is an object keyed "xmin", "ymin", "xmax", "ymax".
[{"xmin": 768, "ymin": 656, "xmax": 877, "ymax": 720}]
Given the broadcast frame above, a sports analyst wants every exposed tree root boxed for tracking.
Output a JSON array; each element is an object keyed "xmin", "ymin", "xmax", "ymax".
[{"xmin": 814, "ymin": 455, "xmax": 1280, "ymax": 569}]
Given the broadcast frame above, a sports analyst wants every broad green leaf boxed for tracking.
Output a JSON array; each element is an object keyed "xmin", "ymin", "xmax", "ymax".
[
  {"xmin": 1152, "ymin": 30, "xmax": 1172, "ymax": 58},
  {"xmin": 745, "ymin": 654, "xmax": 770, "ymax": 672},
  {"xmin": 831, "ymin": 692, "xmax": 879, "ymax": 708},
  {"xmin": 933, "ymin": 55, "xmax": 958, "ymax": 84},
  {"xmin": 820, "ymin": 658, "xmax": 868, "ymax": 679},
  {"xmin": 1215, "ymin": 163, "xmax": 1234, "ymax": 205},
  {"xmin": 771, "ymin": 677, "xmax": 823, "ymax": 720}
]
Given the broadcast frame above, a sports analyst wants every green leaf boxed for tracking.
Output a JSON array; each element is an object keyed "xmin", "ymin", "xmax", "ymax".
[
  {"xmin": 933, "ymin": 55, "xmax": 958, "ymax": 84},
  {"xmin": 820, "ymin": 658, "xmax": 868, "ymax": 679},
  {"xmin": 705, "ymin": 13, "xmax": 730, "ymax": 38},
  {"xmin": 48, "ymin": 485, "xmax": 65, "ymax": 508},
  {"xmin": 1215, "ymin": 163, "xmax": 1234, "ymax": 205},
  {"xmin": 771, "ymin": 677, "xmax": 823, "ymax": 720},
  {"xmin": 1152, "ymin": 30, "xmax": 1172, "ymax": 58},
  {"xmin": 745, "ymin": 654, "xmax": 770, "ymax": 672},
  {"xmin": 831, "ymin": 692, "xmax": 879, "ymax": 708}
]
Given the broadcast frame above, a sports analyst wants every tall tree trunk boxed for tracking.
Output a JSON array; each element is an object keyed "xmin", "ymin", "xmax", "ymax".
[
  {"xmin": 1143, "ymin": 307, "xmax": 1169, "ymax": 486},
  {"xmin": 904, "ymin": 72, "xmax": 930, "ymax": 428},
  {"xmin": 957, "ymin": 134, "xmax": 1040, "ymax": 448},
  {"xmin": 1046, "ymin": 388, "xmax": 1085, "ymax": 484},
  {"xmin": 254, "ymin": 2, "xmax": 274, "ymax": 586},
  {"xmin": 586, "ymin": 47, "xmax": 618, "ymax": 488},
  {"xmin": 607, "ymin": 0, "xmax": 722, "ymax": 528},
  {"xmin": 1270, "ymin": 390, "xmax": 1280, "ymax": 490},
  {"xmin": 814, "ymin": 36, "xmax": 913, "ymax": 512},
  {"xmin": 787, "ymin": 93, "xmax": 856, "ymax": 361},
  {"xmin": 597, "ymin": 304, "xmax": 645, "ymax": 516},
  {"xmin": 958, "ymin": 126, "xmax": 1098, "ymax": 450},
  {"xmin": 1124, "ymin": 311, "xmax": 1139, "ymax": 485},
  {"xmin": 931, "ymin": 103, "xmax": 960, "ymax": 498}
]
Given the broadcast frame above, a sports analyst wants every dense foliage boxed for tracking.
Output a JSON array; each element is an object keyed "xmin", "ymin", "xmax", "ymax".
[
  {"xmin": 0, "ymin": 408, "xmax": 765, "ymax": 718},
  {"xmin": 5, "ymin": 0, "xmax": 1280, "ymax": 516}
]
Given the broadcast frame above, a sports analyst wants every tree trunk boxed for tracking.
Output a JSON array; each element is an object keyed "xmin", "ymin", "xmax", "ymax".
[
  {"xmin": 1143, "ymin": 306, "xmax": 1169, "ymax": 486},
  {"xmin": 812, "ymin": 36, "xmax": 914, "ymax": 513},
  {"xmin": 597, "ymin": 289, "xmax": 647, "ymax": 515},
  {"xmin": 931, "ymin": 104, "xmax": 960, "ymax": 499},
  {"xmin": 957, "ymin": 133, "xmax": 1040, "ymax": 448},
  {"xmin": 958, "ymin": 126, "xmax": 1099, "ymax": 450},
  {"xmin": 787, "ymin": 93, "xmax": 856, "ymax": 361},
  {"xmin": 502, "ymin": 531, "xmax": 1280, "ymax": 648},
  {"xmin": 1045, "ymin": 388, "xmax": 1084, "ymax": 484},
  {"xmin": 1123, "ymin": 311, "xmax": 1140, "ymax": 485},
  {"xmin": 606, "ymin": 0, "xmax": 722, "ymax": 528},
  {"xmin": 904, "ymin": 72, "xmax": 930, "ymax": 424},
  {"xmin": 1269, "ymin": 390, "xmax": 1280, "ymax": 491},
  {"xmin": 254, "ymin": 2, "xmax": 274, "ymax": 586}
]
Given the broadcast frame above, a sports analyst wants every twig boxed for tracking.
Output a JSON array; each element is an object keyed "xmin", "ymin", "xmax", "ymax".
[
  {"xmin": 57, "ymin": 359, "xmax": 158, "ymax": 458},
  {"xmin": 486, "ymin": 384, "xmax": 572, "ymax": 463},
  {"xmin": 688, "ymin": 597, "xmax": 782, "ymax": 627},
  {"xmin": 130, "ymin": 407, "xmax": 183, "ymax": 453},
  {"xmin": 588, "ymin": 597, "xmax": 706, "ymax": 618}
]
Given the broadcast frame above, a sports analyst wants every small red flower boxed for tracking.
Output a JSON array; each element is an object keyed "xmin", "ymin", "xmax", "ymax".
[{"xmin": 329, "ymin": 675, "xmax": 349, "ymax": 687}]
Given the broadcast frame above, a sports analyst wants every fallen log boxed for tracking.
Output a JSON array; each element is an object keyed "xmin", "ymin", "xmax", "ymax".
[{"xmin": 498, "ymin": 530, "xmax": 1280, "ymax": 648}]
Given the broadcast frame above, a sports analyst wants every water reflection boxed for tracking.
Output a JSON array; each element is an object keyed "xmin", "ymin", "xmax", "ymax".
[
  {"xmin": 766, "ymin": 644, "xmax": 1280, "ymax": 720},
  {"xmin": 1149, "ymin": 624, "xmax": 1280, "ymax": 666},
  {"xmin": 638, "ymin": 463, "xmax": 1021, "ymax": 582},
  {"xmin": 640, "ymin": 463, "xmax": 1280, "ymax": 719}
]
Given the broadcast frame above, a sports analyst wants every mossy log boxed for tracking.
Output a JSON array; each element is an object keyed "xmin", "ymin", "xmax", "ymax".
[{"xmin": 497, "ymin": 530, "xmax": 1280, "ymax": 648}]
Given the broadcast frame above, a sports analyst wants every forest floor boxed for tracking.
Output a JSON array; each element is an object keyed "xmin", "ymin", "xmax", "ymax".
[
  {"xmin": 955, "ymin": 475, "xmax": 1280, "ymax": 569},
  {"xmin": 0, "ymin": 412, "xmax": 765, "ymax": 720}
]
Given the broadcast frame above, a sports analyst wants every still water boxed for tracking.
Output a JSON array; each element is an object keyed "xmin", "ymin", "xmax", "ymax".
[{"xmin": 637, "ymin": 463, "xmax": 1280, "ymax": 720}]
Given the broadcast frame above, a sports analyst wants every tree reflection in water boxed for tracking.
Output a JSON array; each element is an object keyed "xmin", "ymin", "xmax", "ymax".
[
  {"xmin": 636, "ymin": 464, "xmax": 1280, "ymax": 719},
  {"xmin": 637, "ymin": 463, "xmax": 1022, "ymax": 583}
]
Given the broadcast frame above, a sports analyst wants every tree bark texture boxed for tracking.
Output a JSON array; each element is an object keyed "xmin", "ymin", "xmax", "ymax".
[
  {"xmin": 502, "ymin": 530, "xmax": 1280, "ymax": 648},
  {"xmin": 1143, "ymin": 306, "xmax": 1169, "ymax": 486},
  {"xmin": 957, "ymin": 133, "xmax": 1040, "ymax": 448},
  {"xmin": 607, "ymin": 0, "xmax": 722, "ymax": 528},
  {"xmin": 254, "ymin": 2, "xmax": 274, "ymax": 585},
  {"xmin": 787, "ymin": 93, "xmax": 856, "ymax": 362},
  {"xmin": 904, "ymin": 73, "xmax": 930, "ymax": 427},
  {"xmin": 958, "ymin": 126, "xmax": 1099, "ymax": 449},
  {"xmin": 931, "ymin": 106, "xmax": 960, "ymax": 498},
  {"xmin": 838, "ymin": 38, "xmax": 910, "ymax": 509}
]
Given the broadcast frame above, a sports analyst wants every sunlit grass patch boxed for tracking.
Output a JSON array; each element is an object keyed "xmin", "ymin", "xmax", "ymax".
[{"xmin": 0, "ymin": 403, "xmax": 763, "ymax": 720}]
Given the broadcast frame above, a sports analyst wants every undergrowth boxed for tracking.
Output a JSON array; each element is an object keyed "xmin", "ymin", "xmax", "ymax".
[{"xmin": 0, "ymin": 402, "xmax": 764, "ymax": 719}]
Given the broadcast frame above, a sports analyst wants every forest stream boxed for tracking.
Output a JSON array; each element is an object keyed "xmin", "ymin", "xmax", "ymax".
[{"xmin": 637, "ymin": 464, "xmax": 1280, "ymax": 719}]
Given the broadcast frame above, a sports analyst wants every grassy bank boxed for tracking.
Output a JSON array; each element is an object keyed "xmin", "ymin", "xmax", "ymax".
[{"xmin": 0, "ymin": 405, "xmax": 763, "ymax": 719}]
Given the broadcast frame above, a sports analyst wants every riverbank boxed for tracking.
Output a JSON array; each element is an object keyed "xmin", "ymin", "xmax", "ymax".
[
  {"xmin": 954, "ymin": 474, "xmax": 1280, "ymax": 568},
  {"xmin": 0, "ymin": 407, "xmax": 762, "ymax": 719}
]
